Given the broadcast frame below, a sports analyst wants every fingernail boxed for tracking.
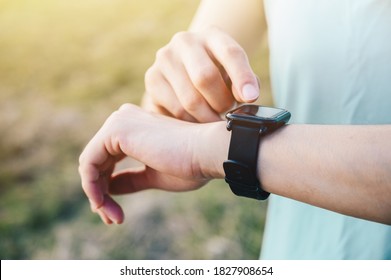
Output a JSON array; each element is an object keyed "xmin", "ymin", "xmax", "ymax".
[{"xmin": 242, "ymin": 84, "xmax": 259, "ymax": 101}]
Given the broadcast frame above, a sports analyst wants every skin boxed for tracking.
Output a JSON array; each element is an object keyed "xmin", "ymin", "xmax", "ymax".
[
  {"xmin": 78, "ymin": 104, "xmax": 228, "ymax": 224},
  {"xmin": 142, "ymin": 0, "xmax": 266, "ymax": 122},
  {"xmin": 79, "ymin": 0, "xmax": 391, "ymax": 225},
  {"xmin": 78, "ymin": 104, "xmax": 391, "ymax": 225}
]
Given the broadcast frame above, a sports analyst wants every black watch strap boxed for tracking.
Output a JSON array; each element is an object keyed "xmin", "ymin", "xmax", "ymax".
[{"xmin": 223, "ymin": 124, "xmax": 270, "ymax": 200}]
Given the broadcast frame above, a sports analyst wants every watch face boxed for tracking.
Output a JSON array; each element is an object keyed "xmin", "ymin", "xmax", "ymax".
[
  {"xmin": 233, "ymin": 105, "xmax": 284, "ymax": 118},
  {"xmin": 226, "ymin": 105, "xmax": 291, "ymax": 124}
]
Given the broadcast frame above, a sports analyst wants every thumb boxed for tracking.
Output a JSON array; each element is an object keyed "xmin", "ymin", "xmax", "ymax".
[
  {"xmin": 109, "ymin": 166, "xmax": 204, "ymax": 195},
  {"xmin": 109, "ymin": 167, "xmax": 154, "ymax": 195}
]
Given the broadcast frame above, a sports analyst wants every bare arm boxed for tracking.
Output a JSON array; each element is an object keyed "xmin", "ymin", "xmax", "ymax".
[
  {"xmin": 79, "ymin": 105, "xmax": 391, "ymax": 225},
  {"xmin": 258, "ymin": 124, "xmax": 391, "ymax": 224},
  {"xmin": 201, "ymin": 122, "xmax": 391, "ymax": 224},
  {"xmin": 189, "ymin": 0, "xmax": 266, "ymax": 54}
]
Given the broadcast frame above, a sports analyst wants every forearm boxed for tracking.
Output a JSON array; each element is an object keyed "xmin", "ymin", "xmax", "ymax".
[
  {"xmin": 79, "ymin": 104, "xmax": 391, "ymax": 225},
  {"xmin": 261, "ymin": 125, "xmax": 391, "ymax": 224},
  {"xmin": 189, "ymin": 0, "xmax": 266, "ymax": 54},
  {"xmin": 200, "ymin": 122, "xmax": 391, "ymax": 224}
]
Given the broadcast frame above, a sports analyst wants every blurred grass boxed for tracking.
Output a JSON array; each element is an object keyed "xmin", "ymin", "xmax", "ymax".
[{"xmin": 0, "ymin": 0, "xmax": 272, "ymax": 259}]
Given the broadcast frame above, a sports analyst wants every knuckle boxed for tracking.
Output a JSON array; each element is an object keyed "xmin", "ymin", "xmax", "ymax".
[
  {"xmin": 181, "ymin": 93, "xmax": 202, "ymax": 113},
  {"xmin": 171, "ymin": 31, "xmax": 194, "ymax": 45},
  {"xmin": 116, "ymin": 103, "xmax": 138, "ymax": 117},
  {"xmin": 191, "ymin": 65, "xmax": 219, "ymax": 90},
  {"xmin": 118, "ymin": 103, "xmax": 134, "ymax": 112},
  {"xmin": 171, "ymin": 105, "xmax": 188, "ymax": 120},
  {"xmin": 144, "ymin": 66, "xmax": 158, "ymax": 86},
  {"xmin": 155, "ymin": 45, "xmax": 172, "ymax": 61},
  {"xmin": 223, "ymin": 44, "xmax": 246, "ymax": 60},
  {"xmin": 144, "ymin": 67, "xmax": 166, "ymax": 97},
  {"xmin": 156, "ymin": 32, "xmax": 196, "ymax": 61}
]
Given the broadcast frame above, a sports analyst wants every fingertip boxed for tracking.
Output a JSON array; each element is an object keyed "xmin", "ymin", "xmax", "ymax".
[{"xmin": 101, "ymin": 195, "xmax": 125, "ymax": 225}]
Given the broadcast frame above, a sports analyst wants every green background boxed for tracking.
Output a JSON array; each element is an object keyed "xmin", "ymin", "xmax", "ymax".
[{"xmin": 0, "ymin": 0, "xmax": 272, "ymax": 259}]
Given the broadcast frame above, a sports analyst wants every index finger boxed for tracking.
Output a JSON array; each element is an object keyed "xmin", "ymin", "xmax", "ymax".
[{"xmin": 204, "ymin": 29, "xmax": 259, "ymax": 103}]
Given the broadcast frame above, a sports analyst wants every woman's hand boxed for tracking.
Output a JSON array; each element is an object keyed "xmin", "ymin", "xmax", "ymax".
[
  {"xmin": 78, "ymin": 103, "xmax": 228, "ymax": 224},
  {"xmin": 143, "ymin": 28, "xmax": 260, "ymax": 122}
]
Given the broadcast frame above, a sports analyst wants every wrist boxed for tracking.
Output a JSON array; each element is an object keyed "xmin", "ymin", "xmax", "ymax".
[
  {"xmin": 194, "ymin": 121, "xmax": 230, "ymax": 179},
  {"xmin": 257, "ymin": 124, "xmax": 290, "ymax": 195}
]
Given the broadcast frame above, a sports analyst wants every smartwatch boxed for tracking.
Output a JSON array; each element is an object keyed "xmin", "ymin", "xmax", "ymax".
[{"xmin": 223, "ymin": 104, "xmax": 291, "ymax": 200}]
